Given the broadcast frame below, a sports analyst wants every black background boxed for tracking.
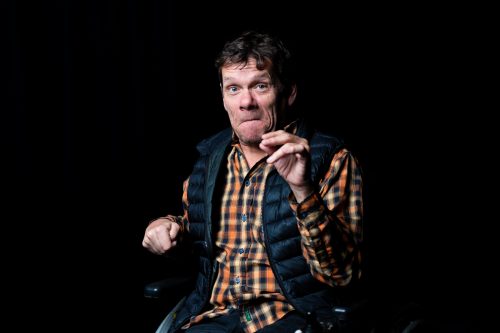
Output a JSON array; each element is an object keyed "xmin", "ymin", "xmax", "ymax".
[{"xmin": 3, "ymin": 1, "xmax": 487, "ymax": 331}]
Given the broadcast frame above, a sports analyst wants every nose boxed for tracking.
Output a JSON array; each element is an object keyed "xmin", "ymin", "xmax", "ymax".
[{"xmin": 239, "ymin": 89, "xmax": 257, "ymax": 111}]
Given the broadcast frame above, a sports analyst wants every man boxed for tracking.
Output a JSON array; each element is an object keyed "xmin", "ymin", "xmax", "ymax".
[{"xmin": 142, "ymin": 31, "xmax": 363, "ymax": 333}]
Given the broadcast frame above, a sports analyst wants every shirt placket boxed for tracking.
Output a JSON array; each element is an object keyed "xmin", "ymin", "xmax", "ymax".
[{"xmin": 230, "ymin": 150, "xmax": 252, "ymax": 309}]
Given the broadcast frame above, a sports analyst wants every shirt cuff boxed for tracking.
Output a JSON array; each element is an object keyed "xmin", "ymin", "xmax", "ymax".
[{"xmin": 289, "ymin": 192, "xmax": 325, "ymax": 228}]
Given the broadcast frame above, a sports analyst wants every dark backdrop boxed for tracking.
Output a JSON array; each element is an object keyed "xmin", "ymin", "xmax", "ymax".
[{"xmin": 3, "ymin": 1, "xmax": 485, "ymax": 331}]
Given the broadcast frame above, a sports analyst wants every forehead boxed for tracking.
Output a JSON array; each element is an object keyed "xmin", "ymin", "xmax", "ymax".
[{"xmin": 221, "ymin": 58, "xmax": 271, "ymax": 79}]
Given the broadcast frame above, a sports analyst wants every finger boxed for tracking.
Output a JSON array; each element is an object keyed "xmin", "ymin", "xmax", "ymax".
[
  {"xmin": 261, "ymin": 132, "xmax": 294, "ymax": 147},
  {"xmin": 259, "ymin": 141, "xmax": 278, "ymax": 155},
  {"xmin": 143, "ymin": 230, "xmax": 162, "ymax": 254},
  {"xmin": 145, "ymin": 223, "xmax": 171, "ymax": 254},
  {"xmin": 261, "ymin": 135, "xmax": 308, "ymax": 153},
  {"xmin": 261, "ymin": 130, "xmax": 286, "ymax": 140},
  {"xmin": 260, "ymin": 132, "xmax": 293, "ymax": 156},
  {"xmin": 267, "ymin": 143, "xmax": 308, "ymax": 164}
]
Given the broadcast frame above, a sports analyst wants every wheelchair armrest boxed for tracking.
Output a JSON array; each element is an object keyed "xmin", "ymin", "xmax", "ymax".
[
  {"xmin": 144, "ymin": 275, "xmax": 194, "ymax": 299},
  {"xmin": 316, "ymin": 298, "xmax": 374, "ymax": 332}
]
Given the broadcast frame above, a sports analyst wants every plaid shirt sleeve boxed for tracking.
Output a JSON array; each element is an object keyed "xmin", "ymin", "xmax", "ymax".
[{"xmin": 289, "ymin": 149, "xmax": 363, "ymax": 287}]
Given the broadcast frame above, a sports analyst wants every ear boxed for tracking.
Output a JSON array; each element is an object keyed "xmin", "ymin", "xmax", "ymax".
[{"xmin": 287, "ymin": 84, "xmax": 297, "ymax": 106}]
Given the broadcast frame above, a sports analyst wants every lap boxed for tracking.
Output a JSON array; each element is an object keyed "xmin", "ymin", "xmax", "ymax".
[
  {"xmin": 182, "ymin": 310, "xmax": 243, "ymax": 333},
  {"xmin": 180, "ymin": 310, "xmax": 305, "ymax": 333}
]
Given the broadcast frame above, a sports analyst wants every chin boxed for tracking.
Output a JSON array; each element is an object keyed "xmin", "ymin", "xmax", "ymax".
[
  {"xmin": 239, "ymin": 134, "xmax": 263, "ymax": 146},
  {"xmin": 237, "ymin": 123, "xmax": 265, "ymax": 142}
]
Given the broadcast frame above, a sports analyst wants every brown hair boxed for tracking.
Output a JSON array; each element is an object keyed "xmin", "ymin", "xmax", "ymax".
[{"xmin": 215, "ymin": 31, "xmax": 296, "ymax": 94}]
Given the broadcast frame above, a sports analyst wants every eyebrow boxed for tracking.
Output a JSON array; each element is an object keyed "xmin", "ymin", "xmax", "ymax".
[{"xmin": 222, "ymin": 73, "xmax": 271, "ymax": 83}]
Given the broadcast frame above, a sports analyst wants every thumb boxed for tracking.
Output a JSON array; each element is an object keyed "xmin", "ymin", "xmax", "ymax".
[{"xmin": 169, "ymin": 222, "xmax": 179, "ymax": 240}]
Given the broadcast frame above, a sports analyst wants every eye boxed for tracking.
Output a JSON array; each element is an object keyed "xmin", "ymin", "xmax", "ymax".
[
  {"xmin": 255, "ymin": 83, "xmax": 269, "ymax": 91},
  {"xmin": 227, "ymin": 86, "xmax": 239, "ymax": 94}
]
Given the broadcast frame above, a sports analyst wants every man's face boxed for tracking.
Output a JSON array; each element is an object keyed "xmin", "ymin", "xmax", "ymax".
[{"xmin": 221, "ymin": 58, "xmax": 294, "ymax": 146}]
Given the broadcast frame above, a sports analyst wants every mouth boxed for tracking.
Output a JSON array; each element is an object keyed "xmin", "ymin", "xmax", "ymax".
[{"xmin": 241, "ymin": 118, "xmax": 261, "ymax": 123}]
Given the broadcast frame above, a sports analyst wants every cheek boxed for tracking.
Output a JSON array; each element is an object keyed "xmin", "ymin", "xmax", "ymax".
[
  {"xmin": 223, "ymin": 98, "xmax": 237, "ymax": 112},
  {"xmin": 264, "ymin": 104, "xmax": 278, "ymax": 120},
  {"xmin": 223, "ymin": 99, "xmax": 232, "ymax": 116},
  {"xmin": 224, "ymin": 105, "xmax": 239, "ymax": 124},
  {"xmin": 262, "ymin": 96, "xmax": 277, "ymax": 112}
]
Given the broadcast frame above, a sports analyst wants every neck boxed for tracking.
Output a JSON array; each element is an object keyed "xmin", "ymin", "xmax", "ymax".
[{"xmin": 239, "ymin": 143, "xmax": 267, "ymax": 168}]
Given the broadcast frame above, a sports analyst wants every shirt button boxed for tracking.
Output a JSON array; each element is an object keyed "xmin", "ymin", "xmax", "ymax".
[
  {"xmin": 242, "ymin": 214, "xmax": 247, "ymax": 222},
  {"xmin": 235, "ymin": 277, "xmax": 240, "ymax": 284},
  {"xmin": 245, "ymin": 180, "xmax": 250, "ymax": 187},
  {"xmin": 238, "ymin": 248, "xmax": 245, "ymax": 254}
]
